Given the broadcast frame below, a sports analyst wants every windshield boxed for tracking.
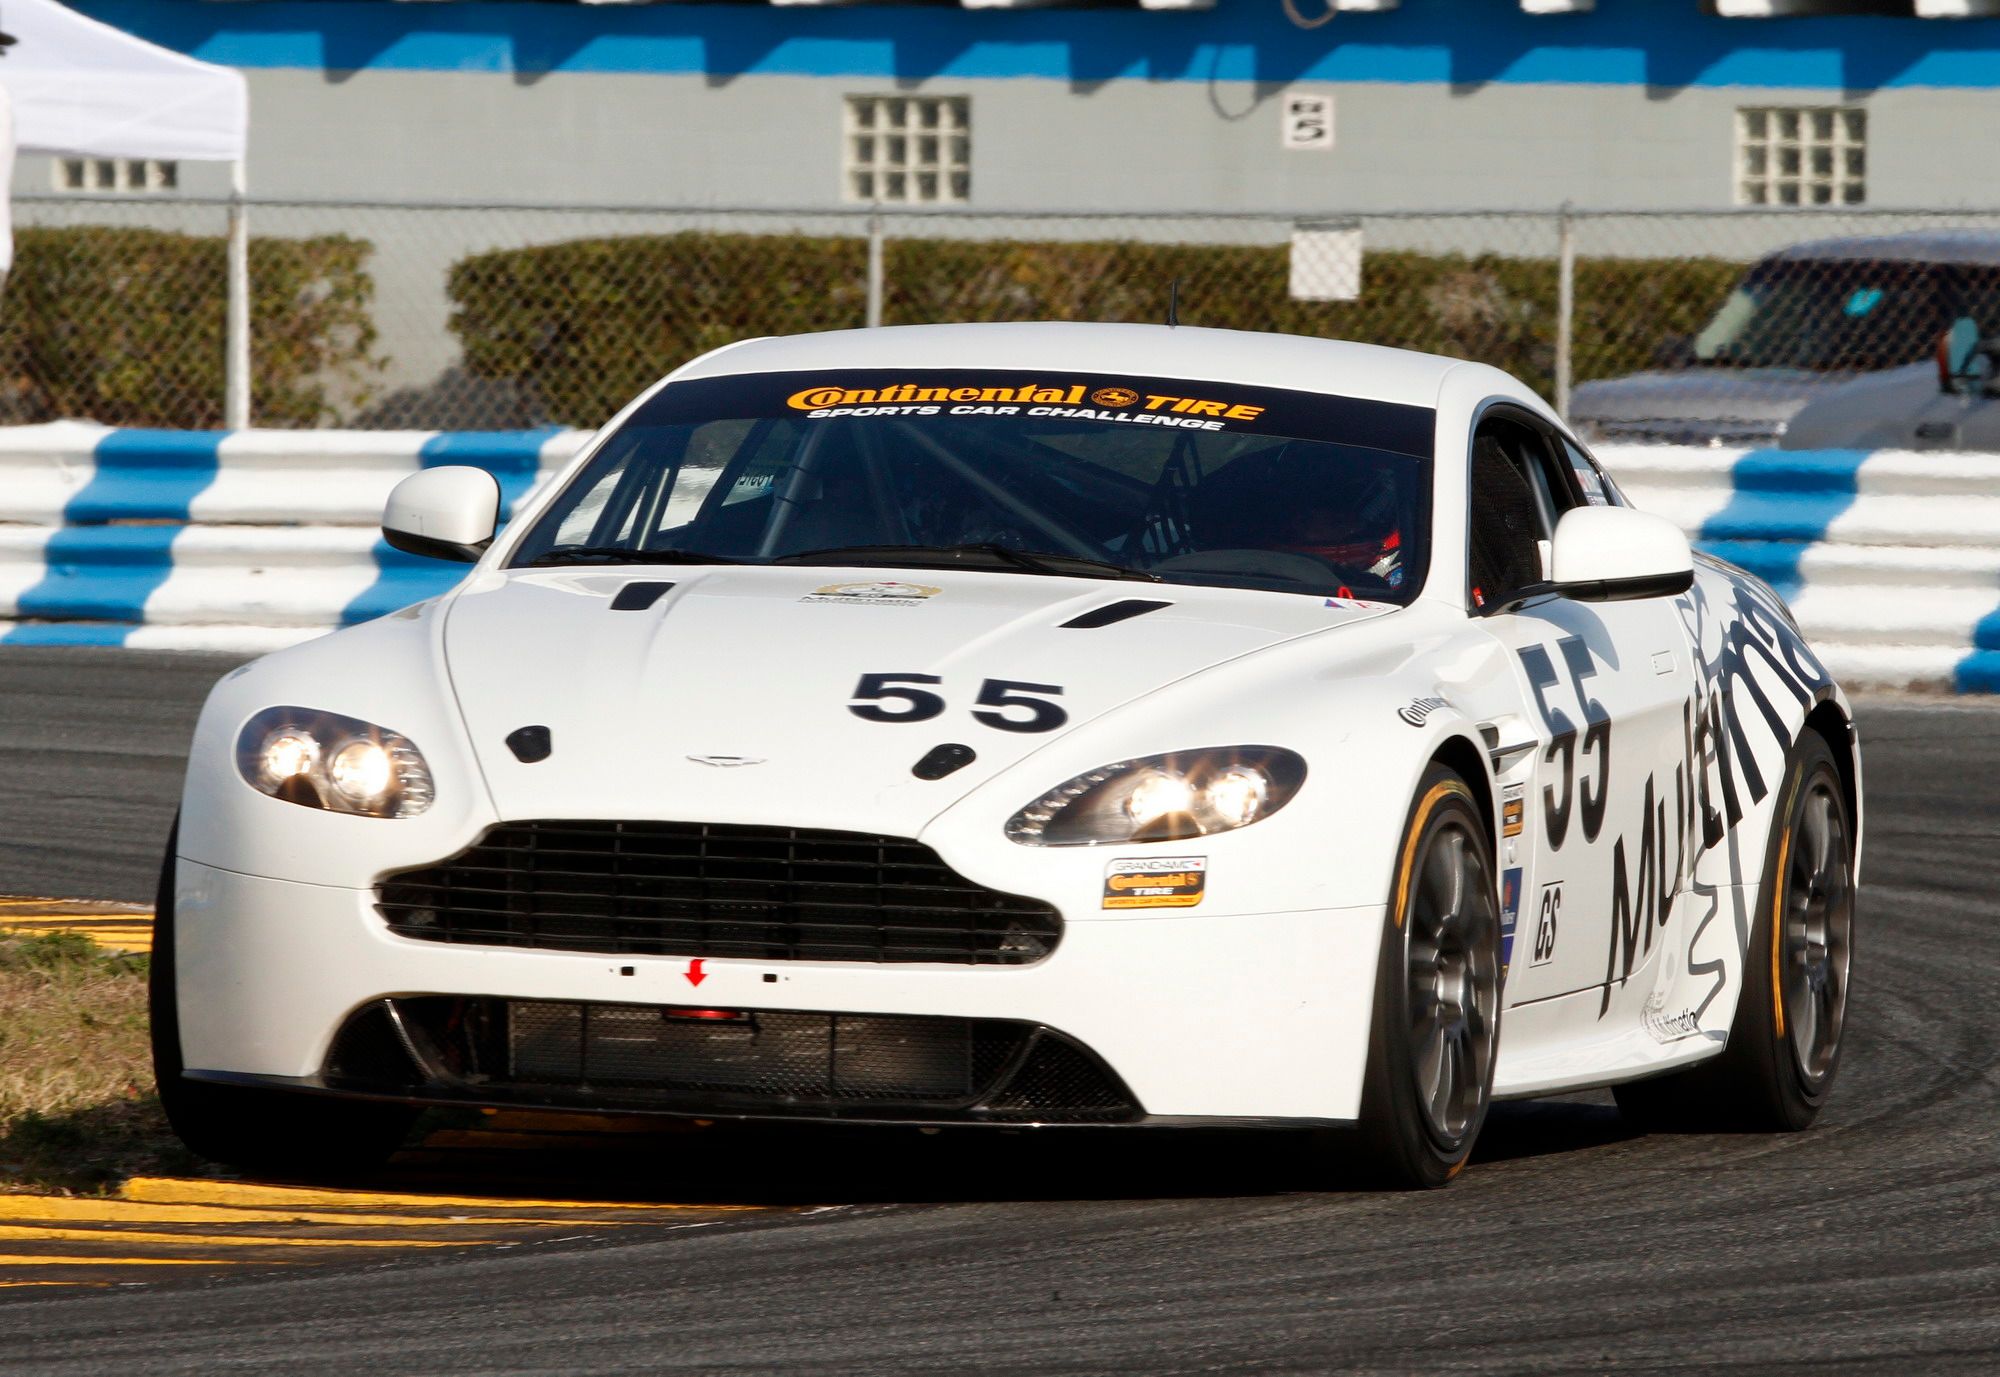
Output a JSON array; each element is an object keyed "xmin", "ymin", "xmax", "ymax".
[
  {"xmin": 511, "ymin": 370, "xmax": 1435, "ymax": 603},
  {"xmin": 1692, "ymin": 257, "xmax": 2000, "ymax": 371}
]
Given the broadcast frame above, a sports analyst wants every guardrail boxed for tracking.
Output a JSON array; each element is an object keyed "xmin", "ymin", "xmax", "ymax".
[
  {"xmin": 0, "ymin": 423, "xmax": 587, "ymax": 652},
  {"xmin": 0, "ymin": 427, "xmax": 1992, "ymax": 690}
]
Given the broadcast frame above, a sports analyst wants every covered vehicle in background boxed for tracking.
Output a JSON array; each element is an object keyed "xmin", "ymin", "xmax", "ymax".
[{"xmin": 1570, "ymin": 231, "xmax": 2000, "ymax": 449}]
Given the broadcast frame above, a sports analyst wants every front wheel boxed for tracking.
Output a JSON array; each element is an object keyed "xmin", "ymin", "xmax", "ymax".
[
  {"xmin": 1613, "ymin": 727, "xmax": 1855, "ymax": 1132},
  {"xmin": 151, "ymin": 821, "xmax": 417, "ymax": 1177},
  {"xmin": 1343, "ymin": 766, "xmax": 1503, "ymax": 1189}
]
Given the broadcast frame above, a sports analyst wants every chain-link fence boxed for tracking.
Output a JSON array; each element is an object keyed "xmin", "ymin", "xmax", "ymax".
[{"xmin": 9, "ymin": 195, "xmax": 2000, "ymax": 433}]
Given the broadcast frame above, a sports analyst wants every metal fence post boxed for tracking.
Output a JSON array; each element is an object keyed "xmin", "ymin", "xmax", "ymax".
[
  {"xmin": 224, "ymin": 161, "xmax": 252, "ymax": 430},
  {"xmin": 1554, "ymin": 202, "xmax": 1575, "ymax": 420},
  {"xmin": 865, "ymin": 209, "xmax": 885, "ymax": 329}
]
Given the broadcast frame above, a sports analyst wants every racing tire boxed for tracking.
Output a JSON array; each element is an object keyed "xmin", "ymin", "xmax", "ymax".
[
  {"xmin": 1344, "ymin": 765, "xmax": 1503, "ymax": 1190},
  {"xmin": 150, "ymin": 819, "xmax": 417, "ymax": 1178},
  {"xmin": 1613, "ymin": 727, "xmax": 1854, "ymax": 1133}
]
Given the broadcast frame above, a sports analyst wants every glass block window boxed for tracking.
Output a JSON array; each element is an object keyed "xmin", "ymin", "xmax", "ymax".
[
  {"xmin": 844, "ymin": 96, "xmax": 970, "ymax": 205},
  {"xmin": 1736, "ymin": 107, "xmax": 1866, "ymax": 207},
  {"xmin": 54, "ymin": 158, "xmax": 178, "ymax": 194}
]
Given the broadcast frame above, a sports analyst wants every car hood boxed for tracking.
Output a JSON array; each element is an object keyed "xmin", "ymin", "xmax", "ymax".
[
  {"xmin": 1569, "ymin": 367, "xmax": 1855, "ymax": 444},
  {"xmin": 440, "ymin": 566, "xmax": 1395, "ymax": 835}
]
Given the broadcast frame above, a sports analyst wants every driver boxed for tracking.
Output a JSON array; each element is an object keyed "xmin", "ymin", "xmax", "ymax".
[{"xmin": 1260, "ymin": 447, "xmax": 1405, "ymax": 591}]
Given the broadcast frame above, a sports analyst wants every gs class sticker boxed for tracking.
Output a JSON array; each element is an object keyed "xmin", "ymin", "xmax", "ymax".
[{"xmin": 1103, "ymin": 856, "xmax": 1208, "ymax": 910}]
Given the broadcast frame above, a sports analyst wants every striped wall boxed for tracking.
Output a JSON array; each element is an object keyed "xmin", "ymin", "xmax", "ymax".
[
  {"xmin": 0, "ymin": 423, "xmax": 586, "ymax": 653},
  {"xmin": 1601, "ymin": 444, "xmax": 2000, "ymax": 694},
  {"xmin": 1, "ymin": 426, "xmax": 1995, "ymax": 691}
]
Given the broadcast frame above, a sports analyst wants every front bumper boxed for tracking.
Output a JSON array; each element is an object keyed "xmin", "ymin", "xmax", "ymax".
[{"xmin": 174, "ymin": 857, "xmax": 1386, "ymax": 1123}]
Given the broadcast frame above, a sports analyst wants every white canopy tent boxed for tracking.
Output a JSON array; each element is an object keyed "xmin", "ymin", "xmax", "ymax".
[{"xmin": 0, "ymin": 0, "xmax": 251, "ymax": 426}]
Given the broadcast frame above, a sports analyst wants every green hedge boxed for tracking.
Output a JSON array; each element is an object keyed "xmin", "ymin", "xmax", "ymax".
[
  {"xmin": 449, "ymin": 232, "xmax": 1744, "ymax": 428},
  {"xmin": 0, "ymin": 226, "xmax": 379, "ymax": 429}
]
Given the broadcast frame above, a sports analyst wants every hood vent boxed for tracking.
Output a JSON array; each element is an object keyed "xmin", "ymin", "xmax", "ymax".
[
  {"xmin": 610, "ymin": 581, "xmax": 676, "ymax": 612},
  {"xmin": 1061, "ymin": 598, "xmax": 1172, "ymax": 630}
]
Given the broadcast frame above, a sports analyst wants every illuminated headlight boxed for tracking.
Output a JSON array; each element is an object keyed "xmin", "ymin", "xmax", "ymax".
[
  {"xmin": 235, "ymin": 707, "xmax": 435, "ymax": 819},
  {"xmin": 1005, "ymin": 747, "xmax": 1306, "ymax": 847}
]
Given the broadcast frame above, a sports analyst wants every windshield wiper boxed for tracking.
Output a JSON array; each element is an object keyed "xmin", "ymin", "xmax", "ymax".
[
  {"xmin": 770, "ymin": 543, "xmax": 1161, "ymax": 583},
  {"xmin": 525, "ymin": 546, "xmax": 745, "ymax": 568}
]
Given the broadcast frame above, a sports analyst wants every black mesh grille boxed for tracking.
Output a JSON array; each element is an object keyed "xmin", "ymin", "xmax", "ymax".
[
  {"xmin": 322, "ymin": 997, "xmax": 1137, "ymax": 1123},
  {"xmin": 376, "ymin": 820, "xmax": 1062, "ymax": 965}
]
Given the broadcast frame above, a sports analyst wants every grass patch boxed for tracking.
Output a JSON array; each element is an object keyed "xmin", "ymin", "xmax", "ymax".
[{"xmin": 0, "ymin": 932, "xmax": 200, "ymax": 1192}]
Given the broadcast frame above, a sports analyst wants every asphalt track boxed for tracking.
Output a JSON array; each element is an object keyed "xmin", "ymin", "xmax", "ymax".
[{"xmin": 0, "ymin": 647, "xmax": 1995, "ymax": 1374}]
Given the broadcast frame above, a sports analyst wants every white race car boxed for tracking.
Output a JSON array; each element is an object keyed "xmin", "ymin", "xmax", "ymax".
[{"xmin": 152, "ymin": 324, "xmax": 1861, "ymax": 1188}]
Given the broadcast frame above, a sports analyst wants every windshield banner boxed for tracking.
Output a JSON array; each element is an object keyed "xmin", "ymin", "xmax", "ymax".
[{"xmin": 637, "ymin": 369, "xmax": 1434, "ymax": 457}]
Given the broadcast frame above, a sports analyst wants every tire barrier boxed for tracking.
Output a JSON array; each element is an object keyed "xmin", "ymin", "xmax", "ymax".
[
  {"xmin": 1601, "ymin": 444, "xmax": 2000, "ymax": 693},
  {"xmin": 0, "ymin": 423, "xmax": 586, "ymax": 651},
  {"xmin": 0, "ymin": 425, "xmax": 1989, "ymax": 689}
]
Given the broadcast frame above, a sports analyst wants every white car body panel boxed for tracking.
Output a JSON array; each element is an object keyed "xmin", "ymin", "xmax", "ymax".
[{"xmin": 169, "ymin": 322, "xmax": 1862, "ymax": 1127}]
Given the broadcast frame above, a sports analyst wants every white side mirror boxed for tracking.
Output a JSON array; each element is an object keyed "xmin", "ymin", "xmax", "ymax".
[
  {"xmin": 1550, "ymin": 505, "xmax": 1694, "ymax": 602},
  {"xmin": 383, "ymin": 467, "xmax": 501, "ymax": 564}
]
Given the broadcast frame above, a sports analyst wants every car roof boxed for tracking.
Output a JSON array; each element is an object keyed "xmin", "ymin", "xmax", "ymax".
[
  {"xmin": 1765, "ymin": 230, "xmax": 2000, "ymax": 267},
  {"xmin": 671, "ymin": 322, "xmax": 1461, "ymax": 409}
]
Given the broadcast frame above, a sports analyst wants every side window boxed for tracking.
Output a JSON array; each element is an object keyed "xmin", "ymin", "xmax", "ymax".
[
  {"xmin": 1467, "ymin": 421, "xmax": 1550, "ymax": 610},
  {"xmin": 1560, "ymin": 437, "xmax": 1617, "ymax": 508}
]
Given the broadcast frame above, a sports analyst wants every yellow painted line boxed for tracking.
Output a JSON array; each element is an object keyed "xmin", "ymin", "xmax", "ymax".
[
  {"xmin": 0, "ymin": 915, "xmax": 154, "ymax": 952},
  {"xmin": 0, "ymin": 1226, "xmax": 491, "ymax": 1249},
  {"xmin": 0, "ymin": 1255, "xmax": 252, "ymax": 1268},
  {"xmin": 124, "ymin": 1177, "xmax": 753, "ymax": 1213},
  {"xmin": 0, "ymin": 928, "xmax": 154, "ymax": 945},
  {"xmin": 0, "ymin": 1196, "xmax": 642, "ymax": 1229},
  {"xmin": 0, "ymin": 1280, "xmax": 85, "ymax": 1288},
  {"xmin": 0, "ymin": 914, "xmax": 147, "ymax": 924}
]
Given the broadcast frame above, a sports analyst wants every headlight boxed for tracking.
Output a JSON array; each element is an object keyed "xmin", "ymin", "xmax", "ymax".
[
  {"xmin": 235, "ymin": 707, "xmax": 435, "ymax": 819},
  {"xmin": 1006, "ymin": 747, "xmax": 1306, "ymax": 846}
]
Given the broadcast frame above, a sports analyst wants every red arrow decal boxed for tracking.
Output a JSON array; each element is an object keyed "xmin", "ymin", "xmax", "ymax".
[{"xmin": 683, "ymin": 958, "xmax": 708, "ymax": 987}]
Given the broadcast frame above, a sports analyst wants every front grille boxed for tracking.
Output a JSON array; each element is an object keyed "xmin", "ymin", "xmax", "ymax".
[
  {"xmin": 377, "ymin": 820, "xmax": 1061, "ymax": 965},
  {"xmin": 323, "ymin": 997, "xmax": 1137, "ymax": 1123}
]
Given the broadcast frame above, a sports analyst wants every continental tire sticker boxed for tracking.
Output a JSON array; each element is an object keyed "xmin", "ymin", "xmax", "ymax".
[
  {"xmin": 1502, "ymin": 784, "xmax": 1526, "ymax": 838},
  {"xmin": 1103, "ymin": 856, "xmax": 1207, "ymax": 910}
]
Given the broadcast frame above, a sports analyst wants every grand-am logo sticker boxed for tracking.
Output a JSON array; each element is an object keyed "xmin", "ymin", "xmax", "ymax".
[
  {"xmin": 803, "ymin": 581, "xmax": 941, "ymax": 607},
  {"xmin": 1103, "ymin": 856, "xmax": 1207, "ymax": 910}
]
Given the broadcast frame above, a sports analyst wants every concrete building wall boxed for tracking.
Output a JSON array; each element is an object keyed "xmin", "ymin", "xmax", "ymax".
[
  {"xmin": 21, "ymin": 0, "xmax": 2000, "ymax": 423},
  {"xmin": 44, "ymin": 0, "xmax": 2000, "ymax": 213}
]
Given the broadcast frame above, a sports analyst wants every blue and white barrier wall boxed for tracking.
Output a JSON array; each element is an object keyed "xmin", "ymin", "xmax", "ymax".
[
  {"xmin": 1602, "ymin": 444, "xmax": 2000, "ymax": 694},
  {"xmin": 0, "ymin": 423, "xmax": 588, "ymax": 652},
  {"xmin": 0, "ymin": 426, "xmax": 1994, "ymax": 690}
]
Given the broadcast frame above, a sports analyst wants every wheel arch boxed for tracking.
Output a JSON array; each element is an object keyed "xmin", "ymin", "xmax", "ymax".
[
  {"xmin": 1429, "ymin": 733, "xmax": 1497, "ymax": 853},
  {"xmin": 1803, "ymin": 696, "xmax": 1863, "ymax": 882}
]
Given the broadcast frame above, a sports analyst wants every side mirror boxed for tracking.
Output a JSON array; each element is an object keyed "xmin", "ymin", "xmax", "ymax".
[
  {"xmin": 1936, "ymin": 316, "xmax": 1984, "ymax": 392},
  {"xmin": 1550, "ymin": 506, "xmax": 1694, "ymax": 603},
  {"xmin": 382, "ymin": 467, "xmax": 501, "ymax": 563},
  {"xmin": 1937, "ymin": 316, "xmax": 1995, "ymax": 396}
]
